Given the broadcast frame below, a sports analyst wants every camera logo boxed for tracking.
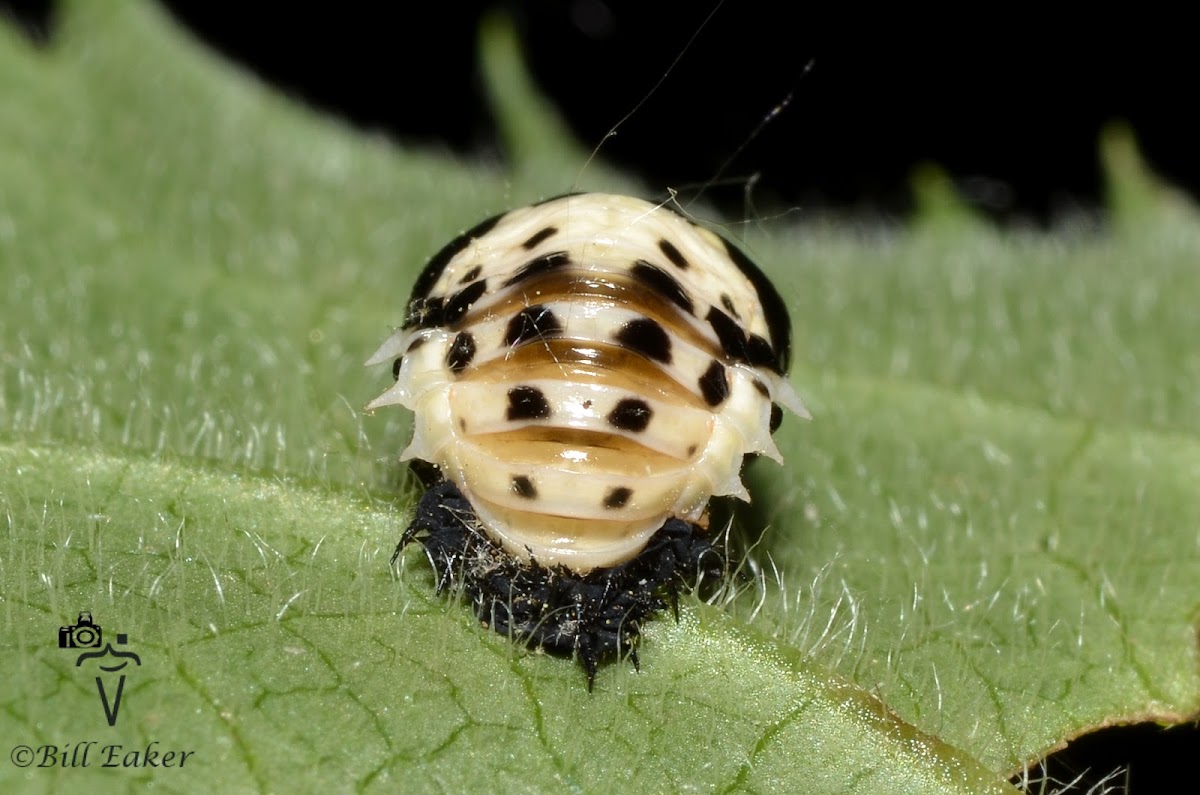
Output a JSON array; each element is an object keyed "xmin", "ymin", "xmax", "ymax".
[
  {"xmin": 59, "ymin": 612, "xmax": 105, "ymax": 649},
  {"xmin": 58, "ymin": 611, "xmax": 140, "ymax": 726}
]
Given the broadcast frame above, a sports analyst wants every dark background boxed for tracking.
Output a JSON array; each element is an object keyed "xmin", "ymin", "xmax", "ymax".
[
  {"xmin": 2, "ymin": 1, "xmax": 1196, "ymax": 790},
  {"xmin": 5, "ymin": 1, "xmax": 1198, "ymax": 225}
]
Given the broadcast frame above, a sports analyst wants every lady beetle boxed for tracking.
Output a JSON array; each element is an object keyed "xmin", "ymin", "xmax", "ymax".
[{"xmin": 366, "ymin": 193, "xmax": 807, "ymax": 685}]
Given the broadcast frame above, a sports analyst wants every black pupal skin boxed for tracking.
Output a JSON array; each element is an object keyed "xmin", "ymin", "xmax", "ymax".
[{"xmin": 395, "ymin": 478, "xmax": 725, "ymax": 688}]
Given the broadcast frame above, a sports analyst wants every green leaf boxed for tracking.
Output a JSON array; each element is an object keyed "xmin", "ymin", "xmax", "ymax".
[{"xmin": 2, "ymin": 2, "xmax": 1195, "ymax": 792}]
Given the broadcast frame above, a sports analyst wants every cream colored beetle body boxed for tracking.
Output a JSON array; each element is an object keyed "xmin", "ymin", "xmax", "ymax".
[{"xmin": 368, "ymin": 193, "xmax": 806, "ymax": 574}]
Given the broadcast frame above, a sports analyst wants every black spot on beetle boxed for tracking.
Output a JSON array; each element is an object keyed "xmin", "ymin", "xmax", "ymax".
[
  {"xmin": 443, "ymin": 280, "xmax": 488, "ymax": 325},
  {"xmin": 615, "ymin": 317, "xmax": 672, "ymax": 363},
  {"xmin": 392, "ymin": 357, "xmax": 403, "ymax": 380},
  {"xmin": 607, "ymin": 398, "xmax": 653, "ymax": 432},
  {"xmin": 698, "ymin": 360, "xmax": 729, "ymax": 406},
  {"xmin": 502, "ymin": 251, "xmax": 571, "ymax": 288},
  {"xmin": 512, "ymin": 475, "xmax": 538, "ymax": 499},
  {"xmin": 505, "ymin": 304, "xmax": 563, "ymax": 347},
  {"xmin": 658, "ymin": 238, "xmax": 690, "ymax": 270},
  {"xmin": 770, "ymin": 404, "xmax": 784, "ymax": 433},
  {"xmin": 407, "ymin": 337, "xmax": 428, "ymax": 353},
  {"xmin": 522, "ymin": 226, "xmax": 558, "ymax": 250},
  {"xmin": 720, "ymin": 293, "xmax": 741, "ymax": 319},
  {"xmin": 630, "ymin": 261, "xmax": 694, "ymax": 315},
  {"xmin": 752, "ymin": 378, "xmax": 770, "ymax": 398},
  {"xmin": 506, "ymin": 386, "xmax": 552, "ymax": 421},
  {"xmin": 746, "ymin": 333, "xmax": 776, "ymax": 369},
  {"xmin": 458, "ymin": 264, "xmax": 483, "ymax": 284},
  {"xmin": 404, "ymin": 295, "xmax": 445, "ymax": 329},
  {"xmin": 720, "ymin": 237, "xmax": 791, "ymax": 373},
  {"xmin": 603, "ymin": 487, "xmax": 633, "ymax": 509},
  {"xmin": 706, "ymin": 306, "xmax": 748, "ymax": 362},
  {"xmin": 446, "ymin": 331, "xmax": 476, "ymax": 374},
  {"xmin": 409, "ymin": 212, "xmax": 504, "ymax": 301}
]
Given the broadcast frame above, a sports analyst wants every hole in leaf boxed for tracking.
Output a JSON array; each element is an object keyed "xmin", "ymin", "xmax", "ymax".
[{"xmin": 1012, "ymin": 721, "xmax": 1198, "ymax": 794}]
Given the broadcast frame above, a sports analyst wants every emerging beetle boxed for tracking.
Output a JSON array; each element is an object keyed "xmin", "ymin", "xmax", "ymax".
[{"xmin": 367, "ymin": 193, "xmax": 807, "ymax": 686}]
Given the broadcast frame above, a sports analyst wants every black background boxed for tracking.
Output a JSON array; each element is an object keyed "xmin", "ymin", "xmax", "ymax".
[
  {"xmin": 2, "ymin": 1, "xmax": 1196, "ymax": 789},
  {"xmin": 5, "ymin": 1, "xmax": 1198, "ymax": 224}
]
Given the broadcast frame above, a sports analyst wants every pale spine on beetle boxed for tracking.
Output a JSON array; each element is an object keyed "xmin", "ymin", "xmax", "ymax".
[{"xmin": 366, "ymin": 193, "xmax": 808, "ymax": 684}]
